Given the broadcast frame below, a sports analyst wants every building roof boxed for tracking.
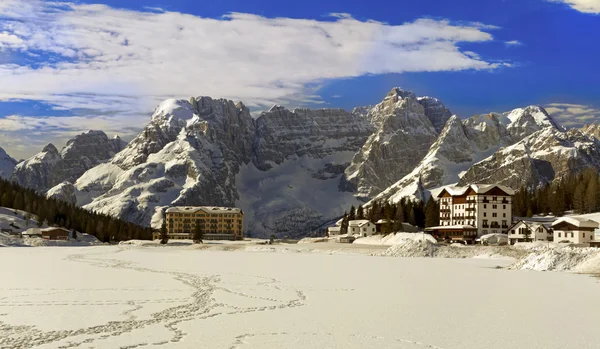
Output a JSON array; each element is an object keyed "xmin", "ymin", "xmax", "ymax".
[
  {"xmin": 552, "ymin": 217, "xmax": 600, "ymax": 229},
  {"xmin": 348, "ymin": 219, "xmax": 371, "ymax": 227},
  {"xmin": 437, "ymin": 184, "xmax": 515, "ymax": 198},
  {"xmin": 166, "ymin": 206, "xmax": 242, "ymax": 214},
  {"xmin": 425, "ymin": 225, "xmax": 477, "ymax": 231},
  {"xmin": 328, "ymin": 226, "xmax": 341, "ymax": 231}
]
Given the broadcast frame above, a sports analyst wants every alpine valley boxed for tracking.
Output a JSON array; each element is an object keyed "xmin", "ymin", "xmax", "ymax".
[{"xmin": 3, "ymin": 88, "xmax": 600, "ymax": 238}]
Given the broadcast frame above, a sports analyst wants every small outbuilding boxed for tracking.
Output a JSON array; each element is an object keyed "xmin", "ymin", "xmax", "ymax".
[{"xmin": 41, "ymin": 227, "xmax": 70, "ymax": 240}]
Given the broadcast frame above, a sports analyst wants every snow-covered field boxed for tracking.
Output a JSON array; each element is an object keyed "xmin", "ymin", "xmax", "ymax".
[{"xmin": 2, "ymin": 244, "xmax": 600, "ymax": 349}]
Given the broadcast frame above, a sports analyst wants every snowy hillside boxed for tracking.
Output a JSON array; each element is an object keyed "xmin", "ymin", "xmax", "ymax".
[
  {"xmin": 0, "ymin": 206, "xmax": 100, "ymax": 247},
  {"xmin": 0, "ymin": 146, "xmax": 17, "ymax": 179}
]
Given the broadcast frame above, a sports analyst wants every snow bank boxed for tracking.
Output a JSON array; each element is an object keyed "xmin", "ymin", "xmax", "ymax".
[
  {"xmin": 22, "ymin": 234, "xmax": 102, "ymax": 247},
  {"xmin": 354, "ymin": 232, "xmax": 436, "ymax": 246},
  {"xmin": 380, "ymin": 239, "xmax": 438, "ymax": 257},
  {"xmin": 509, "ymin": 246, "xmax": 600, "ymax": 272}
]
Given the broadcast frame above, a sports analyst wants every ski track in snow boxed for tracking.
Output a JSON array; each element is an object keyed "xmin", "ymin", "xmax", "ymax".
[
  {"xmin": 0, "ymin": 249, "xmax": 307, "ymax": 349},
  {"xmin": 0, "ymin": 248, "xmax": 450, "ymax": 349}
]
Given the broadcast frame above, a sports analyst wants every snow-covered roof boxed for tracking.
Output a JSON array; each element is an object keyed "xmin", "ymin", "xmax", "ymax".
[
  {"xmin": 425, "ymin": 225, "xmax": 477, "ymax": 230},
  {"xmin": 328, "ymin": 226, "xmax": 341, "ymax": 232},
  {"xmin": 166, "ymin": 206, "xmax": 242, "ymax": 214},
  {"xmin": 552, "ymin": 217, "xmax": 599, "ymax": 229},
  {"xmin": 348, "ymin": 220, "xmax": 371, "ymax": 227},
  {"xmin": 438, "ymin": 184, "xmax": 515, "ymax": 197},
  {"xmin": 375, "ymin": 219, "xmax": 390, "ymax": 224}
]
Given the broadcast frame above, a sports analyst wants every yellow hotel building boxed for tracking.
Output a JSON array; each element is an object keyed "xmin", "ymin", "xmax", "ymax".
[{"xmin": 154, "ymin": 206, "xmax": 244, "ymax": 241}]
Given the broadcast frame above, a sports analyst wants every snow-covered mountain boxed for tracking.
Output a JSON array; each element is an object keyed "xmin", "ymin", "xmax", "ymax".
[
  {"xmin": 11, "ymin": 130, "xmax": 126, "ymax": 192},
  {"xmin": 369, "ymin": 106, "xmax": 561, "ymax": 203},
  {"xmin": 50, "ymin": 97, "xmax": 372, "ymax": 237},
  {"xmin": 458, "ymin": 127, "xmax": 600, "ymax": 189},
  {"xmin": 0, "ymin": 146, "xmax": 17, "ymax": 179},
  {"xmin": 341, "ymin": 88, "xmax": 451, "ymax": 198}
]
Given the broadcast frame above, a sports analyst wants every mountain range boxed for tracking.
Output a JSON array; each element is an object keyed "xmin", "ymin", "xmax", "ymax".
[{"xmin": 2, "ymin": 88, "xmax": 600, "ymax": 237}]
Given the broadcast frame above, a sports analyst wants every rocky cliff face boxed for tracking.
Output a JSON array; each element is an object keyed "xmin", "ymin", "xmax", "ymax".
[
  {"xmin": 10, "ymin": 131, "xmax": 126, "ymax": 192},
  {"xmin": 582, "ymin": 123, "xmax": 600, "ymax": 140},
  {"xmin": 0, "ymin": 146, "xmax": 17, "ymax": 179},
  {"xmin": 458, "ymin": 128, "xmax": 600, "ymax": 189},
  {"xmin": 369, "ymin": 106, "xmax": 560, "ymax": 204},
  {"xmin": 342, "ymin": 88, "xmax": 451, "ymax": 199}
]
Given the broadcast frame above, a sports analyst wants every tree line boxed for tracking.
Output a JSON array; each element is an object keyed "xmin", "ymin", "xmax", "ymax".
[
  {"xmin": 513, "ymin": 168, "xmax": 600, "ymax": 217},
  {"xmin": 0, "ymin": 178, "xmax": 153, "ymax": 242},
  {"xmin": 337, "ymin": 197, "xmax": 440, "ymax": 235}
]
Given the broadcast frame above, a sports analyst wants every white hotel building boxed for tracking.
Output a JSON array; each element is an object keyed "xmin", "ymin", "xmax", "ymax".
[{"xmin": 426, "ymin": 184, "xmax": 515, "ymax": 244}]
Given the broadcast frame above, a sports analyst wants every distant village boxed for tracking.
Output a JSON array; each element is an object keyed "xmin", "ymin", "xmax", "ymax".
[{"xmin": 327, "ymin": 184, "xmax": 600, "ymax": 247}]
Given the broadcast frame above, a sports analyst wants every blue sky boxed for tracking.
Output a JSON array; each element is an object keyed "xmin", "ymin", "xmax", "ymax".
[{"xmin": 0, "ymin": 0, "xmax": 599, "ymax": 158}]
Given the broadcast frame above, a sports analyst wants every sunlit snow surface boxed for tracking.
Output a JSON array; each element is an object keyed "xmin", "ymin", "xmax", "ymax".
[{"xmin": 1, "ymin": 245, "xmax": 600, "ymax": 349}]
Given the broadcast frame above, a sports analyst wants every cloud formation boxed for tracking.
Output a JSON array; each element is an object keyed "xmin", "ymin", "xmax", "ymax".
[
  {"xmin": 545, "ymin": 103, "xmax": 600, "ymax": 128},
  {"xmin": 550, "ymin": 0, "xmax": 600, "ymax": 13},
  {"xmin": 0, "ymin": 0, "xmax": 508, "ymax": 157}
]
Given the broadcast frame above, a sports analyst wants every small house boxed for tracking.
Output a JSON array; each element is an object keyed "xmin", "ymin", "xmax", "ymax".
[
  {"xmin": 327, "ymin": 226, "xmax": 341, "ymax": 236},
  {"xmin": 41, "ymin": 227, "xmax": 70, "ymax": 240},
  {"xmin": 552, "ymin": 217, "xmax": 599, "ymax": 244},
  {"xmin": 508, "ymin": 220, "xmax": 552, "ymax": 245},
  {"xmin": 348, "ymin": 220, "xmax": 376, "ymax": 237}
]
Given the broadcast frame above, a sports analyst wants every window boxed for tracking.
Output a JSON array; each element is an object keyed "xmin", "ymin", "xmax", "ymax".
[
  {"xmin": 483, "ymin": 212, "xmax": 487, "ymax": 217},
  {"xmin": 503, "ymin": 205, "xmax": 506, "ymax": 209},
  {"xmin": 484, "ymin": 204, "xmax": 487, "ymax": 209},
  {"xmin": 493, "ymin": 197, "xmax": 497, "ymax": 201},
  {"xmin": 571, "ymin": 233, "xmax": 574, "ymax": 238},
  {"xmin": 493, "ymin": 205, "xmax": 497, "ymax": 209},
  {"xmin": 558, "ymin": 233, "xmax": 561, "ymax": 238},
  {"xmin": 492, "ymin": 213, "xmax": 497, "ymax": 217},
  {"xmin": 583, "ymin": 233, "xmax": 586, "ymax": 238},
  {"xmin": 503, "ymin": 213, "xmax": 506, "ymax": 218}
]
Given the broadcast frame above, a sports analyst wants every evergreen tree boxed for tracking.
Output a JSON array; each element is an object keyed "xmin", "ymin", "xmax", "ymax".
[
  {"xmin": 348, "ymin": 205, "xmax": 356, "ymax": 221},
  {"xmin": 573, "ymin": 181, "xmax": 586, "ymax": 214},
  {"xmin": 340, "ymin": 212, "xmax": 349, "ymax": 235},
  {"xmin": 193, "ymin": 223, "xmax": 204, "ymax": 243},
  {"xmin": 551, "ymin": 184, "xmax": 566, "ymax": 216},
  {"xmin": 585, "ymin": 176, "xmax": 599, "ymax": 213},
  {"xmin": 356, "ymin": 205, "xmax": 365, "ymax": 220},
  {"xmin": 159, "ymin": 221, "xmax": 169, "ymax": 245},
  {"xmin": 382, "ymin": 202, "xmax": 394, "ymax": 234},
  {"xmin": 424, "ymin": 197, "xmax": 440, "ymax": 228},
  {"xmin": 71, "ymin": 229, "xmax": 78, "ymax": 241}
]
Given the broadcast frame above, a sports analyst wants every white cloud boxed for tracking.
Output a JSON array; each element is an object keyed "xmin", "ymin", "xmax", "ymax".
[
  {"xmin": 505, "ymin": 40, "xmax": 523, "ymax": 46},
  {"xmin": 0, "ymin": 1, "xmax": 508, "ymax": 157},
  {"xmin": 550, "ymin": 0, "xmax": 600, "ymax": 14},
  {"xmin": 545, "ymin": 103, "xmax": 600, "ymax": 128}
]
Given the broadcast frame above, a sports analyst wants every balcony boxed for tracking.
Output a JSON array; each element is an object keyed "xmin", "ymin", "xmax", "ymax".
[
  {"xmin": 482, "ymin": 199, "xmax": 489, "ymax": 203},
  {"xmin": 465, "ymin": 208, "xmax": 476, "ymax": 212},
  {"xmin": 440, "ymin": 209, "xmax": 450, "ymax": 213},
  {"xmin": 482, "ymin": 224, "xmax": 489, "ymax": 228},
  {"xmin": 502, "ymin": 199, "xmax": 509, "ymax": 204}
]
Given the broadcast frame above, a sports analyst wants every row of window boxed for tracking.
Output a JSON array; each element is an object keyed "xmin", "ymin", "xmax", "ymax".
[{"xmin": 168, "ymin": 213, "xmax": 241, "ymax": 218}]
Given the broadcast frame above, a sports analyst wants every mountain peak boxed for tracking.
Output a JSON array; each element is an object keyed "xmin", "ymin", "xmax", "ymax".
[
  {"xmin": 42, "ymin": 143, "xmax": 59, "ymax": 154},
  {"xmin": 385, "ymin": 87, "xmax": 416, "ymax": 100}
]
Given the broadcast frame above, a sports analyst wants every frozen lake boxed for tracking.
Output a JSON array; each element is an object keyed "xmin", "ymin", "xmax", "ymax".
[{"xmin": 1, "ymin": 245, "xmax": 599, "ymax": 349}]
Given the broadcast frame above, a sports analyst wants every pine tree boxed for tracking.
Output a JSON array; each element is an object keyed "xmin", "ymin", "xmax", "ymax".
[
  {"xmin": 585, "ymin": 176, "xmax": 599, "ymax": 213},
  {"xmin": 340, "ymin": 212, "xmax": 349, "ymax": 235},
  {"xmin": 424, "ymin": 197, "xmax": 439, "ymax": 228},
  {"xmin": 193, "ymin": 223, "xmax": 203, "ymax": 243},
  {"xmin": 573, "ymin": 181, "xmax": 586, "ymax": 214},
  {"xmin": 159, "ymin": 221, "xmax": 169, "ymax": 244},
  {"xmin": 356, "ymin": 205, "xmax": 365, "ymax": 220},
  {"xmin": 348, "ymin": 205, "xmax": 356, "ymax": 221},
  {"xmin": 71, "ymin": 229, "xmax": 78, "ymax": 241},
  {"xmin": 551, "ymin": 184, "xmax": 566, "ymax": 217}
]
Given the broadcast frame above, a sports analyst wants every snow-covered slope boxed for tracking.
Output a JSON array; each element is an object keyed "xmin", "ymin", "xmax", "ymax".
[
  {"xmin": 11, "ymin": 131, "xmax": 126, "ymax": 192},
  {"xmin": 342, "ymin": 88, "xmax": 451, "ymax": 198},
  {"xmin": 369, "ymin": 106, "xmax": 560, "ymax": 203},
  {"xmin": 0, "ymin": 146, "xmax": 17, "ymax": 179}
]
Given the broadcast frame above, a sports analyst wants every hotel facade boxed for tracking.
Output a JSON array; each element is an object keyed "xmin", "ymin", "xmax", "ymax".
[
  {"xmin": 153, "ymin": 206, "xmax": 244, "ymax": 241},
  {"xmin": 426, "ymin": 184, "xmax": 515, "ymax": 243}
]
